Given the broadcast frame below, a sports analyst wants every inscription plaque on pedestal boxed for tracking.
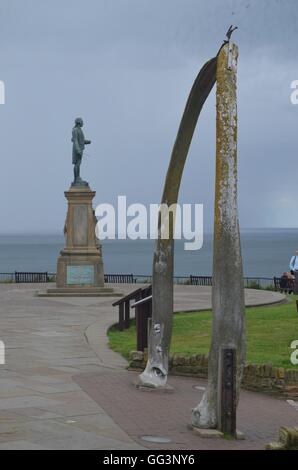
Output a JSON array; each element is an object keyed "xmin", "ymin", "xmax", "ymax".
[{"xmin": 66, "ymin": 265, "xmax": 95, "ymax": 285}]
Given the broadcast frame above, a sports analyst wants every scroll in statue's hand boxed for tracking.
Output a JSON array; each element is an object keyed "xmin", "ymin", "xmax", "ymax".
[{"xmin": 85, "ymin": 140, "xmax": 91, "ymax": 145}]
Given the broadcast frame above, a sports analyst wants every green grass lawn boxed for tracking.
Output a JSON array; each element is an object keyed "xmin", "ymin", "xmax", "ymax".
[{"xmin": 108, "ymin": 295, "xmax": 298, "ymax": 368}]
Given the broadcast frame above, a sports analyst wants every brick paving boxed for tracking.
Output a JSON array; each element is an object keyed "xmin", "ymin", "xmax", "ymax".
[
  {"xmin": 0, "ymin": 282, "xmax": 293, "ymax": 449},
  {"xmin": 74, "ymin": 369, "xmax": 298, "ymax": 450}
]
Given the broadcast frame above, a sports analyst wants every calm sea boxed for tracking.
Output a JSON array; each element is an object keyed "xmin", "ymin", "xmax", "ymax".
[{"xmin": 0, "ymin": 229, "xmax": 297, "ymax": 278}]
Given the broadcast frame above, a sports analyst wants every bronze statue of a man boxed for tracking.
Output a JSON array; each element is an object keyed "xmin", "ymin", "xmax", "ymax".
[{"xmin": 72, "ymin": 117, "xmax": 91, "ymax": 185}]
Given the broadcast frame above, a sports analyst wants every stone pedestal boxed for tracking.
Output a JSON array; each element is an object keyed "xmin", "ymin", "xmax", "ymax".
[
  {"xmin": 56, "ymin": 184, "xmax": 104, "ymax": 289},
  {"xmin": 40, "ymin": 184, "xmax": 120, "ymax": 297}
]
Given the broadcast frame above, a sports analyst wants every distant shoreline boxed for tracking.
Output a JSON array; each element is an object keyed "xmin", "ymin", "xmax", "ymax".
[{"xmin": 0, "ymin": 227, "xmax": 298, "ymax": 237}]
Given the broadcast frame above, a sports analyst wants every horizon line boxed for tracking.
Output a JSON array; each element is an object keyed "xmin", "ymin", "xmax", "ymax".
[{"xmin": 0, "ymin": 227, "xmax": 297, "ymax": 237}]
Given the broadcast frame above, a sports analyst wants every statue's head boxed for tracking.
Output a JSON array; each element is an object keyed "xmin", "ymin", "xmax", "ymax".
[{"xmin": 75, "ymin": 117, "xmax": 83, "ymax": 127}]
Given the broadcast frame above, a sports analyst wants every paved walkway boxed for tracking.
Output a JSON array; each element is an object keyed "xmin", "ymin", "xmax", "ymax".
[
  {"xmin": 75, "ymin": 370, "xmax": 298, "ymax": 450},
  {"xmin": 0, "ymin": 282, "xmax": 292, "ymax": 450}
]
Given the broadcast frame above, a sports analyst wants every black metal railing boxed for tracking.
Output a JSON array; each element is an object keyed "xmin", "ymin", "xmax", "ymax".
[
  {"xmin": 0, "ymin": 272, "xmax": 275, "ymax": 289},
  {"xmin": 15, "ymin": 272, "xmax": 49, "ymax": 283},
  {"xmin": 0, "ymin": 272, "xmax": 56, "ymax": 284},
  {"xmin": 189, "ymin": 275, "xmax": 274, "ymax": 290},
  {"xmin": 104, "ymin": 273, "xmax": 136, "ymax": 284},
  {"xmin": 189, "ymin": 275, "xmax": 212, "ymax": 286}
]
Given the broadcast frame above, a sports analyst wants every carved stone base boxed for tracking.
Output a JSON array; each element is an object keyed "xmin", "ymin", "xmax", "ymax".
[
  {"xmin": 190, "ymin": 425, "xmax": 244, "ymax": 440},
  {"xmin": 134, "ymin": 379, "xmax": 174, "ymax": 393},
  {"xmin": 192, "ymin": 427, "xmax": 223, "ymax": 438},
  {"xmin": 60, "ymin": 184, "xmax": 103, "ymax": 289},
  {"xmin": 38, "ymin": 287, "xmax": 122, "ymax": 298}
]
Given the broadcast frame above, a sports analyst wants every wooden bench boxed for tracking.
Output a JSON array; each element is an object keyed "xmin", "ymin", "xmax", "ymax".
[
  {"xmin": 15, "ymin": 272, "xmax": 49, "ymax": 283},
  {"xmin": 104, "ymin": 273, "xmax": 136, "ymax": 284},
  {"xmin": 273, "ymin": 276, "xmax": 294, "ymax": 294},
  {"xmin": 112, "ymin": 284, "xmax": 152, "ymax": 331}
]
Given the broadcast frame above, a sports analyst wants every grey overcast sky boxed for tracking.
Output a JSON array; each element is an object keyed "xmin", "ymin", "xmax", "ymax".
[{"xmin": 0, "ymin": 0, "xmax": 297, "ymax": 234}]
